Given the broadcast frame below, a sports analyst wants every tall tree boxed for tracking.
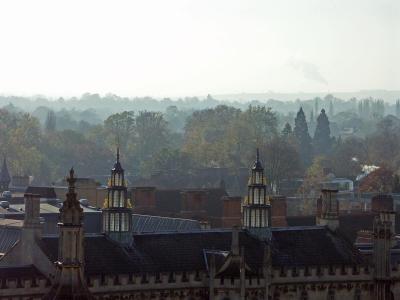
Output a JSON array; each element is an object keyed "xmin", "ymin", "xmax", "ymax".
[
  {"xmin": 45, "ymin": 110, "xmax": 56, "ymax": 133},
  {"xmin": 313, "ymin": 109, "xmax": 332, "ymax": 155},
  {"xmin": 135, "ymin": 111, "xmax": 170, "ymax": 164},
  {"xmin": 294, "ymin": 107, "xmax": 312, "ymax": 167},
  {"xmin": 104, "ymin": 111, "xmax": 135, "ymax": 150},
  {"xmin": 264, "ymin": 136, "xmax": 301, "ymax": 193}
]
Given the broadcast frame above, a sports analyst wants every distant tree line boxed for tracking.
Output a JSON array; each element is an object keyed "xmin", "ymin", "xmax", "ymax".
[{"xmin": 1, "ymin": 94, "xmax": 400, "ymax": 194}]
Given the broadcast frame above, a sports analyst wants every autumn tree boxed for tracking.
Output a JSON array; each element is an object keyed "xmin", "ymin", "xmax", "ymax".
[
  {"xmin": 359, "ymin": 166, "xmax": 393, "ymax": 193},
  {"xmin": 134, "ymin": 111, "xmax": 171, "ymax": 166},
  {"xmin": 331, "ymin": 137, "xmax": 366, "ymax": 179},
  {"xmin": 104, "ymin": 111, "xmax": 135, "ymax": 151},
  {"xmin": 300, "ymin": 156, "xmax": 332, "ymax": 196},
  {"xmin": 263, "ymin": 136, "xmax": 301, "ymax": 193}
]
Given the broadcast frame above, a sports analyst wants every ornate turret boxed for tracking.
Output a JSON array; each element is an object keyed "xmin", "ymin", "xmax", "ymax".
[
  {"xmin": 102, "ymin": 148, "xmax": 133, "ymax": 243},
  {"xmin": 0, "ymin": 157, "xmax": 11, "ymax": 192},
  {"xmin": 373, "ymin": 208, "xmax": 395, "ymax": 299},
  {"xmin": 45, "ymin": 168, "xmax": 92, "ymax": 299},
  {"xmin": 242, "ymin": 149, "xmax": 271, "ymax": 229}
]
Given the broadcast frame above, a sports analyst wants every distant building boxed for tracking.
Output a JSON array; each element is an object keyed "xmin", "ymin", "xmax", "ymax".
[
  {"xmin": 132, "ymin": 185, "xmax": 228, "ymax": 227},
  {"xmin": 53, "ymin": 177, "xmax": 107, "ymax": 208},
  {"xmin": 1, "ymin": 154, "xmax": 400, "ymax": 299}
]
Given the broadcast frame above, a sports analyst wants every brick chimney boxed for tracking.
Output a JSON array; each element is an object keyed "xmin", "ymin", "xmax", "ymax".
[
  {"xmin": 180, "ymin": 190, "xmax": 207, "ymax": 220},
  {"xmin": 221, "ymin": 196, "xmax": 241, "ymax": 228},
  {"xmin": 23, "ymin": 193, "xmax": 41, "ymax": 239},
  {"xmin": 132, "ymin": 187, "xmax": 156, "ymax": 214},
  {"xmin": 371, "ymin": 194, "xmax": 394, "ymax": 213},
  {"xmin": 317, "ymin": 189, "xmax": 339, "ymax": 231},
  {"xmin": 270, "ymin": 195, "xmax": 288, "ymax": 227}
]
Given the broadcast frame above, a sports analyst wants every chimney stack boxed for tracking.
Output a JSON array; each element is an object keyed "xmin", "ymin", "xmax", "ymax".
[
  {"xmin": 317, "ymin": 189, "xmax": 339, "ymax": 231},
  {"xmin": 231, "ymin": 225, "xmax": 240, "ymax": 256},
  {"xmin": 23, "ymin": 193, "xmax": 41, "ymax": 239}
]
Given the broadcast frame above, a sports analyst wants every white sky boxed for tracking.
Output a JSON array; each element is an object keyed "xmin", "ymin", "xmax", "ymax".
[{"xmin": 0, "ymin": 0, "xmax": 398, "ymax": 97}]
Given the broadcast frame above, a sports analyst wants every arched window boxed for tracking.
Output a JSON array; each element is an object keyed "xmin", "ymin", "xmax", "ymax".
[
  {"xmin": 255, "ymin": 208, "xmax": 260, "ymax": 226},
  {"xmin": 113, "ymin": 191, "xmax": 119, "ymax": 207},
  {"xmin": 110, "ymin": 213, "xmax": 115, "ymax": 231},
  {"xmin": 115, "ymin": 213, "xmax": 120, "ymax": 231},
  {"xmin": 121, "ymin": 213, "xmax": 126, "ymax": 231},
  {"xmin": 251, "ymin": 210, "xmax": 256, "ymax": 227}
]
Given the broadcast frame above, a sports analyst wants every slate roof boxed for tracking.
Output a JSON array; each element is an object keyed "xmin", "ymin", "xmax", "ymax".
[
  {"xmin": 40, "ymin": 235, "xmax": 153, "ymax": 275},
  {"xmin": 0, "ymin": 226, "xmax": 20, "ymax": 254},
  {"xmin": 132, "ymin": 214, "xmax": 201, "ymax": 234},
  {"xmin": 286, "ymin": 216, "xmax": 316, "ymax": 227},
  {"xmin": 1, "ymin": 227, "xmax": 365, "ymax": 275},
  {"xmin": 270, "ymin": 226, "xmax": 364, "ymax": 266},
  {"xmin": 25, "ymin": 186, "xmax": 57, "ymax": 199},
  {"xmin": 132, "ymin": 230, "xmax": 263, "ymax": 273},
  {"xmin": 0, "ymin": 265, "xmax": 46, "ymax": 279}
]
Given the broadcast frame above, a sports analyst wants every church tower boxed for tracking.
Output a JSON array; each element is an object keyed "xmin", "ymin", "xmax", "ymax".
[
  {"xmin": 102, "ymin": 148, "xmax": 133, "ymax": 243},
  {"xmin": 45, "ymin": 168, "xmax": 92, "ymax": 299},
  {"xmin": 242, "ymin": 149, "xmax": 271, "ymax": 228},
  {"xmin": 0, "ymin": 157, "xmax": 11, "ymax": 192}
]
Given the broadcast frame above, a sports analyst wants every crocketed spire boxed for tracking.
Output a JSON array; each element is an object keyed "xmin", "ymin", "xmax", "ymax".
[
  {"xmin": 59, "ymin": 167, "xmax": 83, "ymax": 226},
  {"xmin": 112, "ymin": 147, "xmax": 124, "ymax": 173},
  {"xmin": 252, "ymin": 148, "xmax": 263, "ymax": 171}
]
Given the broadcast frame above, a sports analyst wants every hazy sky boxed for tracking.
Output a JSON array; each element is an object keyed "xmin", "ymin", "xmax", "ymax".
[{"xmin": 0, "ymin": 0, "xmax": 398, "ymax": 97}]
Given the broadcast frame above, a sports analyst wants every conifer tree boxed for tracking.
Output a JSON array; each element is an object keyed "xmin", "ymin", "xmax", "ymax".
[
  {"xmin": 313, "ymin": 109, "xmax": 331, "ymax": 155},
  {"xmin": 281, "ymin": 122, "xmax": 293, "ymax": 137},
  {"xmin": 294, "ymin": 107, "xmax": 312, "ymax": 166}
]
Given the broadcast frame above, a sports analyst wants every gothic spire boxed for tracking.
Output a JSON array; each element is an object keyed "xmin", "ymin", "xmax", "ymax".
[
  {"xmin": 252, "ymin": 148, "xmax": 263, "ymax": 170},
  {"xmin": 45, "ymin": 167, "xmax": 92, "ymax": 300},
  {"xmin": 103, "ymin": 148, "xmax": 132, "ymax": 243},
  {"xmin": 112, "ymin": 147, "xmax": 124, "ymax": 173},
  {"xmin": 67, "ymin": 167, "xmax": 76, "ymax": 193},
  {"xmin": 60, "ymin": 167, "xmax": 83, "ymax": 226}
]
